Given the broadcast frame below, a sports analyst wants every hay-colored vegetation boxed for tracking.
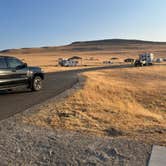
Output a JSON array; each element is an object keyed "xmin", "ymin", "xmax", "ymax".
[
  {"xmin": 23, "ymin": 65, "xmax": 166, "ymax": 145},
  {"xmin": 1, "ymin": 39, "xmax": 166, "ymax": 72}
]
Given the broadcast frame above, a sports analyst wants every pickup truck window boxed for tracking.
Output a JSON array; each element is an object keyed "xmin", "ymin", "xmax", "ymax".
[
  {"xmin": 7, "ymin": 57, "xmax": 23, "ymax": 69},
  {"xmin": 0, "ymin": 57, "xmax": 8, "ymax": 69}
]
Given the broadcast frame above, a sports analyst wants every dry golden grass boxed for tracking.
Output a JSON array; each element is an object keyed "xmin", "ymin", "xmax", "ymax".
[
  {"xmin": 4, "ymin": 51, "xmax": 123, "ymax": 72},
  {"xmin": 2, "ymin": 41, "xmax": 166, "ymax": 73},
  {"xmin": 4, "ymin": 51, "xmax": 165, "ymax": 73},
  {"xmin": 23, "ymin": 65, "xmax": 166, "ymax": 145}
]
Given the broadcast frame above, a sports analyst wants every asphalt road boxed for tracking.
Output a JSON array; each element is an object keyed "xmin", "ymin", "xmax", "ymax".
[
  {"xmin": 0, "ymin": 71, "xmax": 78, "ymax": 120},
  {"xmin": 0, "ymin": 65, "xmax": 131, "ymax": 121}
]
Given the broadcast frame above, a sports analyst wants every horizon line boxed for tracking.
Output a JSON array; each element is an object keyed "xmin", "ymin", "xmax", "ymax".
[{"xmin": 1, "ymin": 38, "xmax": 166, "ymax": 51}]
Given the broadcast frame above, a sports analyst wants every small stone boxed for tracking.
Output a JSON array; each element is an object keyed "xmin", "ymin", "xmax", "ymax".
[{"xmin": 17, "ymin": 148, "xmax": 21, "ymax": 153}]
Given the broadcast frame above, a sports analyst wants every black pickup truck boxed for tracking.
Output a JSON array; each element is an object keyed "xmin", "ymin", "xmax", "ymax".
[{"xmin": 0, "ymin": 56, "xmax": 44, "ymax": 91}]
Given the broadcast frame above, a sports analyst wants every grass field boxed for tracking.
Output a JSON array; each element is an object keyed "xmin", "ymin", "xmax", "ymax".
[
  {"xmin": 23, "ymin": 64, "xmax": 166, "ymax": 145},
  {"xmin": 1, "ymin": 39, "xmax": 166, "ymax": 72}
]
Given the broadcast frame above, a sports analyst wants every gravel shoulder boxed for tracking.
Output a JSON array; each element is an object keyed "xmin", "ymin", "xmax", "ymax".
[{"xmin": 0, "ymin": 116, "xmax": 152, "ymax": 166}]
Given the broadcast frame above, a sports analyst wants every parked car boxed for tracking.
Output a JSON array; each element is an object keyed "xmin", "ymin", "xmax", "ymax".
[
  {"xmin": 124, "ymin": 58, "xmax": 135, "ymax": 63},
  {"xmin": 103, "ymin": 61, "xmax": 113, "ymax": 64},
  {"xmin": 156, "ymin": 58, "xmax": 163, "ymax": 63},
  {"xmin": 111, "ymin": 57, "xmax": 118, "ymax": 60},
  {"xmin": 0, "ymin": 56, "xmax": 44, "ymax": 91}
]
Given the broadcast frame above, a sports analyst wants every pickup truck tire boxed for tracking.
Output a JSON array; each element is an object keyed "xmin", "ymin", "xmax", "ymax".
[{"xmin": 31, "ymin": 76, "xmax": 43, "ymax": 91}]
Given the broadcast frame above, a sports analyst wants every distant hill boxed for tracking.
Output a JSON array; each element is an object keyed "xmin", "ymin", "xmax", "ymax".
[
  {"xmin": 1, "ymin": 39, "xmax": 166, "ymax": 55},
  {"xmin": 71, "ymin": 39, "xmax": 166, "ymax": 45}
]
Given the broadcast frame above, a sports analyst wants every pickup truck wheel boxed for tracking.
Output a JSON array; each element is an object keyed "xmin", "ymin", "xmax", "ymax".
[{"xmin": 31, "ymin": 76, "xmax": 42, "ymax": 91}]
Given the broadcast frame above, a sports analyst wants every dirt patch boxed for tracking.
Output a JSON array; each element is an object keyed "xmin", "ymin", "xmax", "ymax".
[{"xmin": 104, "ymin": 128, "xmax": 124, "ymax": 137}]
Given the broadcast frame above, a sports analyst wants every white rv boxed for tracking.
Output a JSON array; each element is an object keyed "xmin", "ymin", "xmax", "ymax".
[
  {"xmin": 134, "ymin": 53, "xmax": 154, "ymax": 67},
  {"xmin": 139, "ymin": 53, "xmax": 154, "ymax": 65}
]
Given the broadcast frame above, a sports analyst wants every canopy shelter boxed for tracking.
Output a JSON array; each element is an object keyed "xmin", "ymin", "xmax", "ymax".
[{"xmin": 68, "ymin": 56, "xmax": 82, "ymax": 60}]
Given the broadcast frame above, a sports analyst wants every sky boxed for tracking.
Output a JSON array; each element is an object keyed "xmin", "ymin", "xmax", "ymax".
[{"xmin": 0, "ymin": 0, "xmax": 166, "ymax": 50}]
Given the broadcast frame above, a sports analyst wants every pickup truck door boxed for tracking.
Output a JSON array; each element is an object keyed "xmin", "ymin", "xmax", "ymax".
[
  {"xmin": 0, "ymin": 57, "xmax": 15, "ymax": 88},
  {"xmin": 5, "ymin": 57, "xmax": 28, "ymax": 86}
]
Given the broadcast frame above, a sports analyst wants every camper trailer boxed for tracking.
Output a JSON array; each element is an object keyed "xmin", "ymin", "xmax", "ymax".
[
  {"xmin": 58, "ymin": 59, "xmax": 78, "ymax": 67},
  {"xmin": 58, "ymin": 56, "xmax": 82, "ymax": 67}
]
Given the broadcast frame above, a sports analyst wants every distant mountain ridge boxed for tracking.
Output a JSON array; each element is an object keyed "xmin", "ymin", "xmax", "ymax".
[
  {"xmin": 1, "ymin": 39, "xmax": 166, "ymax": 54},
  {"xmin": 71, "ymin": 39, "xmax": 166, "ymax": 45}
]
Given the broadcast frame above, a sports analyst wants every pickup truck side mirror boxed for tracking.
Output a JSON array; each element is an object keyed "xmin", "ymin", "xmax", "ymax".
[
  {"xmin": 23, "ymin": 63, "xmax": 27, "ymax": 68},
  {"xmin": 16, "ymin": 63, "xmax": 27, "ymax": 70}
]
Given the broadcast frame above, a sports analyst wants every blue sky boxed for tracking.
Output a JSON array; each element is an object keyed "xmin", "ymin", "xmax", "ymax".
[{"xmin": 0, "ymin": 0, "xmax": 166, "ymax": 50}]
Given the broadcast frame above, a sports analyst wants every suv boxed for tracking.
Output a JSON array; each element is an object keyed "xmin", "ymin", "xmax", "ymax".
[{"xmin": 0, "ymin": 56, "xmax": 44, "ymax": 91}]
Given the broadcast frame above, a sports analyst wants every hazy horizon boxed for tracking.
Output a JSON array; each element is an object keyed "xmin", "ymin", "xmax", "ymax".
[
  {"xmin": 0, "ymin": 0, "xmax": 166, "ymax": 50},
  {"xmin": 1, "ymin": 38, "xmax": 166, "ymax": 51}
]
